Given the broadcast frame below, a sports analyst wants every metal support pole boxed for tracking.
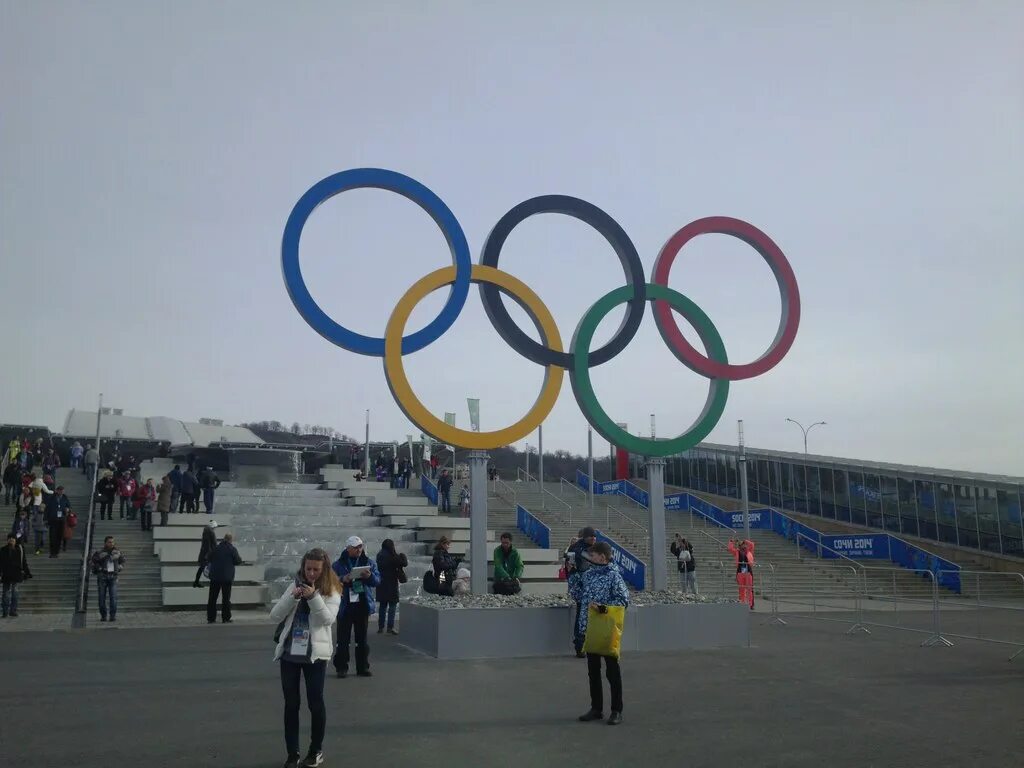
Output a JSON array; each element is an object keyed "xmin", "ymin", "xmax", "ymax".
[
  {"xmin": 647, "ymin": 457, "xmax": 667, "ymax": 591},
  {"xmin": 468, "ymin": 450, "xmax": 489, "ymax": 595},
  {"xmin": 364, "ymin": 410, "xmax": 370, "ymax": 475},
  {"xmin": 738, "ymin": 421, "xmax": 750, "ymax": 543},
  {"xmin": 587, "ymin": 426, "xmax": 594, "ymax": 511},
  {"xmin": 537, "ymin": 425, "xmax": 544, "ymax": 495}
]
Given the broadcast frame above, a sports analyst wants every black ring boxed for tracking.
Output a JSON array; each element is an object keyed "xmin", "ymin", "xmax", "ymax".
[{"xmin": 478, "ymin": 195, "xmax": 647, "ymax": 368}]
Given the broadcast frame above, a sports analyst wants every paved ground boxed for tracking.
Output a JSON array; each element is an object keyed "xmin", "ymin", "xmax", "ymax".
[{"xmin": 1, "ymin": 615, "xmax": 1022, "ymax": 767}]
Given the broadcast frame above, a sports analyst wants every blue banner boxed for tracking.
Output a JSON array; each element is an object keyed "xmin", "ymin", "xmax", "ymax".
[
  {"xmin": 622, "ymin": 481, "xmax": 649, "ymax": 508},
  {"xmin": 516, "ymin": 504, "xmax": 551, "ymax": 549},
  {"xmin": 594, "ymin": 530, "xmax": 646, "ymax": 590},
  {"xmin": 420, "ymin": 474, "xmax": 438, "ymax": 506},
  {"xmin": 575, "ymin": 470, "xmax": 623, "ymax": 495},
  {"xmin": 820, "ymin": 534, "xmax": 890, "ymax": 559},
  {"xmin": 889, "ymin": 537, "xmax": 961, "ymax": 593}
]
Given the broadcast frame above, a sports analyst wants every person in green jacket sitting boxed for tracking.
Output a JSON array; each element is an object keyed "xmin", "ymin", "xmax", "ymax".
[{"xmin": 493, "ymin": 533, "xmax": 524, "ymax": 595}]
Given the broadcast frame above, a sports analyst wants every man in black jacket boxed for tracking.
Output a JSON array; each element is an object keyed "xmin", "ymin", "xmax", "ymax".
[
  {"xmin": 96, "ymin": 472, "xmax": 117, "ymax": 520},
  {"xmin": 207, "ymin": 532, "xmax": 243, "ymax": 624},
  {"xmin": 44, "ymin": 485, "xmax": 71, "ymax": 558},
  {"xmin": 1, "ymin": 533, "xmax": 32, "ymax": 617},
  {"xmin": 179, "ymin": 468, "xmax": 199, "ymax": 513},
  {"xmin": 437, "ymin": 470, "xmax": 453, "ymax": 514},
  {"xmin": 198, "ymin": 467, "xmax": 221, "ymax": 514},
  {"xmin": 3, "ymin": 462, "xmax": 22, "ymax": 505}
]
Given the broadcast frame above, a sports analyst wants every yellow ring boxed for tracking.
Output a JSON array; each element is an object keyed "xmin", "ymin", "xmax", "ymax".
[{"xmin": 384, "ymin": 264, "xmax": 564, "ymax": 450}]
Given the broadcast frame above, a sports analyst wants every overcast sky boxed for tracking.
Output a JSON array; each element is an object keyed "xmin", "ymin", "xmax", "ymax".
[{"xmin": 2, "ymin": 2, "xmax": 1021, "ymax": 476}]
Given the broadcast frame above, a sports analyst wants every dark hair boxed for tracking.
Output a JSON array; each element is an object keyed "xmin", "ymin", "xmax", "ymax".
[
  {"xmin": 381, "ymin": 538, "xmax": 396, "ymax": 554},
  {"xmin": 104, "ymin": 536, "xmax": 114, "ymax": 543},
  {"xmin": 500, "ymin": 532, "xmax": 512, "ymax": 542},
  {"xmin": 591, "ymin": 542, "xmax": 613, "ymax": 560}
]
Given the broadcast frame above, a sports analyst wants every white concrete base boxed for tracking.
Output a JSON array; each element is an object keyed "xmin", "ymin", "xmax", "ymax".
[
  {"xmin": 163, "ymin": 584, "xmax": 269, "ymax": 606},
  {"xmin": 154, "ymin": 527, "xmax": 227, "ymax": 541},
  {"xmin": 155, "ymin": 541, "xmax": 257, "ymax": 562},
  {"xmin": 161, "ymin": 565, "xmax": 266, "ymax": 583},
  {"xmin": 164, "ymin": 515, "xmax": 232, "ymax": 527}
]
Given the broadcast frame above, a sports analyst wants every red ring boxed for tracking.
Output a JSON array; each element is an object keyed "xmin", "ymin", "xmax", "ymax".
[{"xmin": 651, "ymin": 216, "xmax": 800, "ymax": 381}]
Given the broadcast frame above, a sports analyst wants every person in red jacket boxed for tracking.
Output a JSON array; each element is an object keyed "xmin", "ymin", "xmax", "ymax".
[
  {"xmin": 131, "ymin": 481, "xmax": 148, "ymax": 523},
  {"xmin": 117, "ymin": 472, "xmax": 137, "ymax": 520},
  {"xmin": 728, "ymin": 538, "xmax": 755, "ymax": 609}
]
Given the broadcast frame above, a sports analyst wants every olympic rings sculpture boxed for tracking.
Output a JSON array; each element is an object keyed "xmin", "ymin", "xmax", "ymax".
[{"xmin": 282, "ymin": 168, "xmax": 800, "ymax": 457}]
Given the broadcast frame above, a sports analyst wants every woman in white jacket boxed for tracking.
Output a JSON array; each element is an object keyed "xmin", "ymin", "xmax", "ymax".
[{"xmin": 271, "ymin": 548, "xmax": 342, "ymax": 768}]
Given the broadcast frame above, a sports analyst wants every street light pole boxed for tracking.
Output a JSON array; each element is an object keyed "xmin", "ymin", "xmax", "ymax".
[{"xmin": 785, "ymin": 418, "xmax": 826, "ymax": 454}]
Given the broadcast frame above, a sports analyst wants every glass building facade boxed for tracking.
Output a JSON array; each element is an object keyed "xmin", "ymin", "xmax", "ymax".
[{"xmin": 657, "ymin": 442, "xmax": 1023, "ymax": 557}]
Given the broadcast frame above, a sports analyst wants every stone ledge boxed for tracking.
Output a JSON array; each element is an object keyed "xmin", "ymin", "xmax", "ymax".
[{"xmin": 398, "ymin": 596, "xmax": 749, "ymax": 659}]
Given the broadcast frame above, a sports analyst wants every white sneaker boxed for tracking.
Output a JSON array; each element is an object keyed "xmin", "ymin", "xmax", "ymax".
[{"xmin": 303, "ymin": 751, "xmax": 324, "ymax": 767}]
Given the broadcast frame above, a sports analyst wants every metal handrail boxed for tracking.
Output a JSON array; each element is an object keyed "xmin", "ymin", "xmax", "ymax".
[
  {"xmin": 516, "ymin": 467, "xmax": 537, "ymax": 484},
  {"xmin": 603, "ymin": 504, "xmax": 649, "ymax": 554},
  {"xmin": 542, "ymin": 488, "xmax": 572, "ymax": 513},
  {"xmin": 559, "ymin": 477, "xmax": 587, "ymax": 500},
  {"xmin": 76, "ymin": 404, "xmax": 103, "ymax": 617},
  {"xmin": 493, "ymin": 478, "xmax": 517, "ymax": 507}
]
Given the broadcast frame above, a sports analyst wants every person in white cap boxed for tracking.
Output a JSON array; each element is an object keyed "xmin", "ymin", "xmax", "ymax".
[{"xmin": 331, "ymin": 536, "xmax": 380, "ymax": 678}]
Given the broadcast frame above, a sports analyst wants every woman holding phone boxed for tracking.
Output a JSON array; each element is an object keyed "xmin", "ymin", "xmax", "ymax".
[{"xmin": 271, "ymin": 548, "xmax": 342, "ymax": 768}]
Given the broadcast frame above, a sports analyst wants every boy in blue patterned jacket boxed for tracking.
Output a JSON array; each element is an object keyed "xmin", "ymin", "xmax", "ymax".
[{"xmin": 568, "ymin": 541, "xmax": 629, "ymax": 725}]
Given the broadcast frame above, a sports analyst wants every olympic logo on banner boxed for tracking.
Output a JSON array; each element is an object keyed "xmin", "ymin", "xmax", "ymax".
[{"xmin": 282, "ymin": 168, "xmax": 800, "ymax": 456}]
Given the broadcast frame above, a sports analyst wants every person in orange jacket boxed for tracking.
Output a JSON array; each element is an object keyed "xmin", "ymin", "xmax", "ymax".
[{"xmin": 728, "ymin": 538, "xmax": 755, "ymax": 609}]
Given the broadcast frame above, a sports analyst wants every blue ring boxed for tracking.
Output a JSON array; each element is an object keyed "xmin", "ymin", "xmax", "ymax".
[{"xmin": 281, "ymin": 168, "xmax": 472, "ymax": 356}]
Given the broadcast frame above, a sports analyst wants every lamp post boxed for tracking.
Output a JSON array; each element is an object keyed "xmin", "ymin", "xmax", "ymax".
[{"xmin": 785, "ymin": 418, "xmax": 826, "ymax": 454}]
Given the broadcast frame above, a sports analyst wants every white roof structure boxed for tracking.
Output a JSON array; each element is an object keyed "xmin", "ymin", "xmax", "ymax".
[{"xmin": 62, "ymin": 409, "xmax": 263, "ymax": 449}]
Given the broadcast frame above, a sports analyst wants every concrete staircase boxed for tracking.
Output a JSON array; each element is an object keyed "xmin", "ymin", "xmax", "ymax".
[{"xmin": 8, "ymin": 467, "xmax": 90, "ymax": 614}]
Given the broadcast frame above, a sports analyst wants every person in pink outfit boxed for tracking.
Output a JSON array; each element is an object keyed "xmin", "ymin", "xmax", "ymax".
[{"xmin": 728, "ymin": 538, "xmax": 755, "ymax": 609}]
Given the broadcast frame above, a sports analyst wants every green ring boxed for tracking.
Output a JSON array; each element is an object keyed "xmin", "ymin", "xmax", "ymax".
[{"xmin": 570, "ymin": 283, "xmax": 729, "ymax": 457}]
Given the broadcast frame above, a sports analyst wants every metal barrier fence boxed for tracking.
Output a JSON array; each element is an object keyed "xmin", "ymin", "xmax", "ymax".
[{"xmin": 762, "ymin": 556, "xmax": 1024, "ymax": 660}]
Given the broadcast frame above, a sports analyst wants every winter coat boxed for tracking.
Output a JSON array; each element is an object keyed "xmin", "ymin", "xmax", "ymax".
[
  {"xmin": 207, "ymin": 540, "xmax": 243, "ymax": 582},
  {"xmin": 179, "ymin": 471, "xmax": 198, "ymax": 495},
  {"xmin": 91, "ymin": 547, "xmax": 125, "ymax": 579},
  {"xmin": 671, "ymin": 541, "xmax": 696, "ymax": 573},
  {"xmin": 84, "ymin": 448, "xmax": 99, "ymax": 466},
  {"xmin": 3, "ymin": 463, "xmax": 21, "ymax": 489},
  {"xmin": 198, "ymin": 470, "xmax": 221, "ymax": 491},
  {"xmin": 438, "ymin": 474, "xmax": 453, "ymax": 494},
  {"xmin": 375, "ymin": 548, "xmax": 408, "ymax": 604},
  {"xmin": 270, "ymin": 587, "xmax": 341, "ymax": 663},
  {"xmin": 432, "ymin": 547, "xmax": 458, "ymax": 579},
  {"xmin": 10, "ymin": 516, "xmax": 31, "ymax": 546},
  {"xmin": 156, "ymin": 480, "xmax": 173, "ymax": 513},
  {"xmin": 45, "ymin": 494, "xmax": 71, "ymax": 524},
  {"xmin": 96, "ymin": 476, "xmax": 117, "ymax": 501},
  {"xmin": 728, "ymin": 541, "xmax": 755, "ymax": 574},
  {"xmin": 493, "ymin": 544, "xmax": 525, "ymax": 581},
  {"xmin": 118, "ymin": 477, "xmax": 137, "ymax": 499},
  {"xmin": 132, "ymin": 484, "xmax": 149, "ymax": 509},
  {"xmin": 0, "ymin": 543, "xmax": 31, "ymax": 584},
  {"xmin": 568, "ymin": 562, "xmax": 630, "ymax": 640},
  {"xmin": 168, "ymin": 468, "xmax": 182, "ymax": 491},
  {"xmin": 567, "ymin": 538, "xmax": 595, "ymax": 576},
  {"xmin": 29, "ymin": 478, "xmax": 51, "ymax": 507},
  {"xmin": 332, "ymin": 552, "xmax": 380, "ymax": 617},
  {"xmin": 197, "ymin": 527, "xmax": 217, "ymax": 564}
]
